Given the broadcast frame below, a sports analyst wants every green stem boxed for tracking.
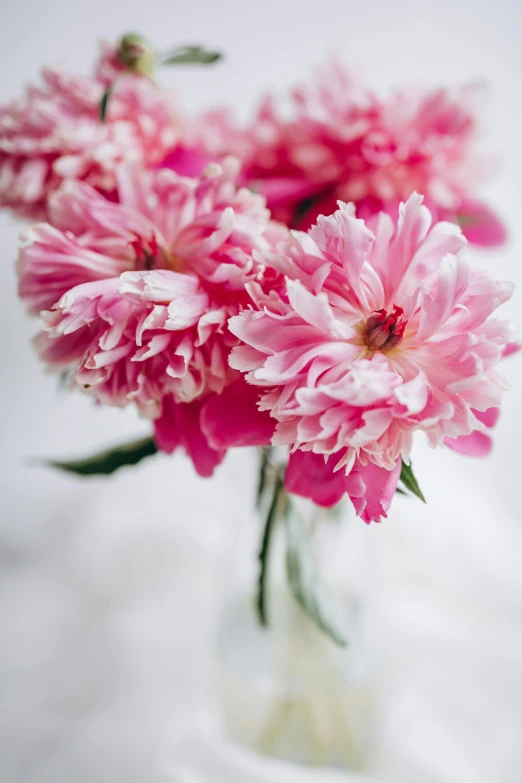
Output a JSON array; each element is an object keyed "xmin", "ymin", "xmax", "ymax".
[
  {"xmin": 256, "ymin": 446, "xmax": 272, "ymax": 510},
  {"xmin": 256, "ymin": 469, "xmax": 287, "ymax": 627}
]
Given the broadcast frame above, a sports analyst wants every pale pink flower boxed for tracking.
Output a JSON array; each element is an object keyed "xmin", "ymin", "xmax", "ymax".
[
  {"xmin": 224, "ymin": 194, "xmax": 515, "ymax": 517},
  {"xmin": 18, "ymin": 162, "xmax": 277, "ymax": 473},
  {"xmin": 216, "ymin": 61, "xmax": 506, "ymax": 246},
  {"xmin": 0, "ymin": 44, "xmax": 180, "ymax": 219}
]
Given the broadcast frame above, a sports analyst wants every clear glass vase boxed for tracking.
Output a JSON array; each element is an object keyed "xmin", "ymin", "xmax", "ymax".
[{"xmin": 213, "ymin": 492, "xmax": 377, "ymax": 770}]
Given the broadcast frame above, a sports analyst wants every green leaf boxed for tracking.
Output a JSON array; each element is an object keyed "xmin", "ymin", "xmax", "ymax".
[
  {"xmin": 399, "ymin": 460, "xmax": 426, "ymax": 503},
  {"xmin": 284, "ymin": 510, "xmax": 348, "ymax": 647},
  {"xmin": 161, "ymin": 45, "xmax": 222, "ymax": 65},
  {"xmin": 256, "ymin": 470, "xmax": 286, "ymax": 627},
  {"xmin": 99, "ymin": 84, "xmax": 114, "ymax": 122},
  {"xmin": 45, "ymin": 436, "xmax": 158, "ymax": 476},
  {"xmin": 395, "ymin": 486, "xmax": 407, "ymax": 495}
]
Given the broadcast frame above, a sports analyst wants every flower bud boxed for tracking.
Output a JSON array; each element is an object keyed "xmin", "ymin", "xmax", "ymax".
[{"xmin": 117, "ymin": 33, "xmax": 156, "ymax": 78}]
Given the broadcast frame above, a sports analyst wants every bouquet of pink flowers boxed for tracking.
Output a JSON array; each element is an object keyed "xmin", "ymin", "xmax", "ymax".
[{"xmin": 5, "ymin": 34, "xmax": 518, "ymax": 644}]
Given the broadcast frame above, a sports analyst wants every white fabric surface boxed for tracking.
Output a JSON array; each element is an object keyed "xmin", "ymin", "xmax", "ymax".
[{"xmin": 1, "ymin": 1, "xmax": 522, "ymax": 781}]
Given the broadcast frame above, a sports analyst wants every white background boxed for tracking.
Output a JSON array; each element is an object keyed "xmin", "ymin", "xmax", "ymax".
[{"xmin": 1, "ymin": 1, "xmax": 522, "ymax": 781}]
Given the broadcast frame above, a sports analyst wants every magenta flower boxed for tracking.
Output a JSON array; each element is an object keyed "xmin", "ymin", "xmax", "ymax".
[
  {"xmin": 217, "ymin": 61, "xmax": 506, "ymax": 246},
  {"xmin": 223, "ymin": 194, "xmax": 516, "ymax": 519},
  {"xmin": 0, "ymin": 44, "xmax": 179, "ymax": 219},
  {"xmin": 18, "ymin": 161, "xmax": 278, "ymax": 474}
]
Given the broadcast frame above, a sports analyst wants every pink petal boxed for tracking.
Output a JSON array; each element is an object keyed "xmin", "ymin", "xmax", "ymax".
[
  {"xmin": 257, "ymin": 177, "xmax": 323, "ymax": 209},
  {"xmin": 154, "ymin": 396, "xmax": 225, "ymax": 477},
  {"xmin": 346, "ymin": 459, "xmax": 402, "ymax": 523},
  {"xmin": 285, "ymin": 450, "xmax": 347, "ymax": 507},
  {"xmin": 201, "ymin": 380, "xmax": 276, "ymax": 448},
  {"xmin": 286, "ymin": 279, "xmax": 349, "ymax": 337},
  {"xmin": 17, "ymin": 223, "xmax": 127, "ymax": 314},
  {"xmin": 309, "ymin": 203, "xmax": 374, "ymax": 299},
  {"xmin": 502, "ymin": 342, "xmax": 521, "ymax": 359},
  {"xmin": 393, "ymin": 373, "xmax": 429, "ymax": 415},
  {"xmin": 456, "ymin": 199, "xmax": 507, "ymax": 247},
  {"xmin": 444, "ymin": 430, "xmax": 493, "ymax": 457},
  {"xmin": 386, "ymin": 193, "xmax": 432, "ymax": 298},
  {"xmin": 473, "ymin": 406, "xmax": 500, "ymax": 429},
  {"xmin": 160, "ymin": 145, "xmax": 213, "ymax": 178}
]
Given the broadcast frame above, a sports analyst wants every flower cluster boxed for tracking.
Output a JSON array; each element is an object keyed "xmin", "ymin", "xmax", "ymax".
[
  {"xmin": 0, "ymin": 43, "xmax": 179, "ymax": 219},
  {"xmin": 18, "ymin": 159, "xmax": 279, "ymax": 475},
  {"xmin": 215, "ymin": 61, "xmax": 506, "ymax": 246},
  {"xmin": 6, "ymin": 37, "xmax": 518, "ymax": 529},
  {"xmin": 208, "ymin": 194, "xmax": 516, "ymax": 519}
]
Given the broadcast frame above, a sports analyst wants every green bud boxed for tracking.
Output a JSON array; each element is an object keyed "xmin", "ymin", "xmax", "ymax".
[{"xmin": 117, "ymin": 33, "xmax": 156, "ymax": 78}]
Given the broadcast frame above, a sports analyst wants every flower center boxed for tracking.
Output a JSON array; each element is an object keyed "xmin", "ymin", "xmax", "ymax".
[
  {"xmin": 130, "ymin": 232, "xmax": 183, "ymax": 272},
  {"xmin": 364, "ymin": 305, "xmax": 407, "ymax": 352},
  {"xmin": 130, "ymin": 233, "xmax": 161, "ymax": 271}
]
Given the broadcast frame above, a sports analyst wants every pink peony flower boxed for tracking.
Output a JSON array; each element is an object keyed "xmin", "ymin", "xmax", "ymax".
[
  {"xmin": 0, "ymin": 43, "xmax": 180, "ymax": 219},
  {"xmin": 224, "ymin": 194, "xmax": 516, "ymax": 518},
  {"xmin": 216, "ymin": 61, "xmax": 506, "ymax": 246},
  {"xmin": 18, "ymin": 161, "xmax": 278, "ymax": 474}
]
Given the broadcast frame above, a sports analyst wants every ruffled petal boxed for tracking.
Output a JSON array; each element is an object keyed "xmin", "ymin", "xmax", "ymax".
[
  {"xmin": 285, "ymin": 450, "xmax": 347, "ymax": 508},
  {"xmin": 201, "ymin": 380, "xmax": 276, "ymax": 448},
  {"xmin": 154, "ymin": 396, "xmax": 225, "ymax": 477}
]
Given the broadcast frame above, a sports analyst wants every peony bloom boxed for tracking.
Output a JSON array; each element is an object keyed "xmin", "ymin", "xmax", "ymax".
[
  {"xmin": 222, "ymin": 194, "xmax": 516, "ymax": 519},
  {"xmin": 0, "ymin": 43, "xmax": 180, "ymax": 219},
  {"xmin": 215, "ymin": 61, "xmax": 506, "ymax": 246},
  {"xmin": 18, "ymin": 161, "xmax": 279, "ymax": 474}
]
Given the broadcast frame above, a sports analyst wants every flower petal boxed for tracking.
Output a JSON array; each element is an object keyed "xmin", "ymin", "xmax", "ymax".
[{"xmin": 201, "ymin": 380, "xmax": 276, "ymax": 448}]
